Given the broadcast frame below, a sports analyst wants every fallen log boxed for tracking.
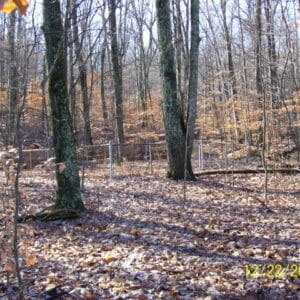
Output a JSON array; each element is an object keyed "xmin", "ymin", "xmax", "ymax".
[{"xmin": 195, "ymin": 168, "xmax": 299, "ymax": 176}]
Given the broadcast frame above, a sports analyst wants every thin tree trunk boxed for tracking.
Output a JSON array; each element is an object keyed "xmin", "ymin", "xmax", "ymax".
[
  {"xmin": 41, "ymin": 57, "xmax": 51, "ymax": 146},
  {"xmin": 71, "ymin": 0, "xmax": 92, "ymax": 145},
  {"xmin": 221, "ymin": 0, "xmax": 237, "ymax": 96},
  {"xmin": 7, "ymin": 10, "xmax": 18, "ymax": 146},
  {"xmin": 43, "ymin": 0, "xmax": 84, "ymax": 211},
  {"xmin": 68, "ymin": 27, "xmax": 77, "ymax": 134},
  {"xmin": 0, "ymin": 15, "xmax": 5, "ymax": 90},
  {"xmin": 237, "ymin": 0, "xmax": 248, "ymax": 90},
  {"xmin": 221, "ymin": 0, "xmax": 240, "ymax": 143},
  {"xmin": 186, "ymin": 0, "xmax": 200, "ymax": 178},
  {"xmin": 265, "ymin": 0, "xmax": 279, "ymax": 108},
  {"xmin": 109, "ymin": 0, "xmax": 124, "ymax": 162},
  {"xmin": 255, "ymin": 0, "xmax": 263, "ymax": 96},
  {"xmin": 173, "ymin": 0, "xmax": 184, "ymax": 114},
  {"xmin": 100, "ymin": 39, "xmax": 109, "ymax": 128}
]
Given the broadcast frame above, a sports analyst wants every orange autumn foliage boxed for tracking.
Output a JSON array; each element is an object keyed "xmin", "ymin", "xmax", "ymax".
[{"xmin": 0, "ymin": 0, "xmax": 28, "ymax": 15}]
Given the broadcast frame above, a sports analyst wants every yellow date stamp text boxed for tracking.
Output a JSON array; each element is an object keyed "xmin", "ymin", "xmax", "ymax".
[{"xmin": 244, "ymin": 263, "xmax": 300, "ymax": 279}]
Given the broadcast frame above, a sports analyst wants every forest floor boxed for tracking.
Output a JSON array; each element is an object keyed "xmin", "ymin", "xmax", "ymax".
[{"xmin": 0, "ymin": 162, "xmax": 299, "ymax": 299}]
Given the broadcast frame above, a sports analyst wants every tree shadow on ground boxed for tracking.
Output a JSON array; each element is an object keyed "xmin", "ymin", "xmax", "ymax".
[{"xmin": 27, "ymin": 209, "xmax": 299, "ymax": 299}]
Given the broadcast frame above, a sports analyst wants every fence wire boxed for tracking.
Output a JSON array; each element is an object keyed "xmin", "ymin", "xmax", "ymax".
[{"xmin": 1, "ymin": 140, "xmax": 264, "ymax": 185}]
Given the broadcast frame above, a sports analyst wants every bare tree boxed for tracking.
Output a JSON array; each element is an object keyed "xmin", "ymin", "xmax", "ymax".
[
  {"xmin": 255, "ymin": 0, "xmax": 263, "ymax": 96},
  {"xmin": 109, "ymin": 0, "xmax": 124, "ymax": 161},
  {"xmin": 265, "ymin": 0, "xmax": 279, "ymax": 108},
  {"xmin": 100, "ymin": 3, "xmax": 109, "ymax": 129},
  {"xmin": 7, "ymin": 10, "xmax": 18, "ymax": 146},
  {"xmin": 70, "ymin": 0, "xmax": 93, "ymax": 145},
  {"xmin": 186, "ymin": 0, "xmax": 200, "ymax": 175},
  {"xmin": 220, "ymin": 0, "xmax": 237, "ymax": 96}
]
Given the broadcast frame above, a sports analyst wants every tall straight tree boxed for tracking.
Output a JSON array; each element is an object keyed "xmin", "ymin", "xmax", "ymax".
[
  {"xmin": 220, "ymin": 0, "xmax": 237, "ymax": 96},
  {"xmin": 255, "ymin": 0, "xmax": 263, "ymax": 95},
  {"xmin": 264, "ymin": 0, "xmax": 279, "ymax": 108},
  {"xmin": 100, "ymin": 3, "xmax": 109, "ymax": 129},
  {"xmin": 7, "ymin": 10, "xmax": 18, "ymax": 146},
  {"xmin": 70, "ymin": 0, "xmax": 93, "ymax": 145},
  {"xmin": 220, "ymin": 0, "xmax": 240, "ymax": 143},
  {"xmin": 109, "ymin": 0, "xmax": 124, "ymax": 161},
  {"xmin": 156, "ymin": 0, "xmax": 195, "ymax": 180},
  {"xmin": 186, "ymin": 0, "xmax": 200, "ymax": 178},
  {"xmin": 43, "ymin": 0, "xmax": 84, "ymax": 211}
]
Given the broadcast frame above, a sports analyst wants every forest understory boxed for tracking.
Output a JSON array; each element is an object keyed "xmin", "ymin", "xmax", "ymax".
[{"xmin": 0, "ymin": 164, "xmax": 299, "ymax": 299}]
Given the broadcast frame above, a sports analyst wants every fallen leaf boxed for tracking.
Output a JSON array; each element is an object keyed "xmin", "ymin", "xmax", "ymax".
[{"xmin": 25, "ymin": 254, "xmax": 36, "ymax": 267}]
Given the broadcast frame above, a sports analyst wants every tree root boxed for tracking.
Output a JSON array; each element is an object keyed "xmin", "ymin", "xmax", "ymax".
[{"xmin": 17, "ymin": 206, "xmax": 80, "ymax": 222}]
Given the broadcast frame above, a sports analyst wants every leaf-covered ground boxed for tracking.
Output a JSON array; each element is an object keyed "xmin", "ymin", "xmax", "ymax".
[{"xmin": 0, "ymin": 163, "xmax": 299, "ymax": 299}]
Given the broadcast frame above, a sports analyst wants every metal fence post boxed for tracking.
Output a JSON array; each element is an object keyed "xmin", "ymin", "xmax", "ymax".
[
  {"xmin": 109, "ymin": 141, "xmax": 113, "ymax": 180},
  {"xmin": 29, "ymin": 151, "xmax": 32, "ymax": 169},
  {"xmin": 199, "ymin": 140, "xmax": 204, "ymax": 170},
  {"xmin": 208, "ymin": 142, "xmax": 211, "ymax": 166},
  {"xmin": 149, "ymin": 143, "xmax": 153, "ymax": 174}
]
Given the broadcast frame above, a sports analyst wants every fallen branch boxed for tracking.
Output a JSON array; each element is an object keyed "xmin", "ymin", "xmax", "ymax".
[{"xmin": 195, "ymin": 168, "xmax": 299, "ymax": 176}]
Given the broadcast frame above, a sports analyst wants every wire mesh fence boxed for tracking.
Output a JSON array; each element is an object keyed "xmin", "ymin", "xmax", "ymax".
[
  {"xmin": 1, "ymin": 140, "xmax": 264, "ymax": 187},
  {"xmin": 75, "ymin": 140, "xmax": 261, "ymax": 179}
]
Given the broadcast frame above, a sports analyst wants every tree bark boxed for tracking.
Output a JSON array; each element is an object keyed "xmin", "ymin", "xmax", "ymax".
[
  {"xmin": 7, "ymin": 10, "xmax": 18, "ymax": 146},
  {"xmin": 100, "ymin": 38, "xmax": 109, "ymax": 129},
  {"xmin": 172, "ymin": 0, "xmax": 185, "ymax": 114},
  {"xmin": 43, "ymin": 0, "xmax": 84, "ymax": 211},
  {"xmin": 221, "ymin": 0, "xmax": 237, "ymax": 96},
  {"xmin": 99, "ymin": 2, "xmax": 109, "ymax": 130},
  {"xmin": 186, "ymin": 0, "xmax": 200, "ymax": 180},
  {"xmin": 71, "ymin": 0, "xmax": 93, "ymax": 145},
  {"xmin": 156, "ymin": 0, "xmax": 194, "ymax": 180},
  {"xmin": 255, "ymin": 0, "xmax": 263, "ymax": 95},
  {"xmin": 265, "ymin": 0, "xmax": 279, "ymax": 108},
  {"xmin": 109, "ymin": 0, "xmax": 124, "ymax": 162}
]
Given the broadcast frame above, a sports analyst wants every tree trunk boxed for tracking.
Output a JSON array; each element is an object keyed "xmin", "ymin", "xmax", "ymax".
[
  {"xmin": 67, "ymin": 25, "xmax": 77, "ymax": 134},
  {"xmin": 186, "ymin": 0, "xmax": 200, "ymax": 179},
  {"xmin": 220, "ymin": 0, "xmax": 240, "ymax": 143},
  {"xmin": 100, "ymin": 38, "xmax": 109, "ymax": 129},
  {"xmin": 221, "ymin": 0, "xmax": 237, "ymax": 96},
  {"xmin": 41, "ymin": 57, "xmax": 51, "ymax": 146},
  {"xmin": 109, "ymin": 0, "xmax": 124, "ymax": 162},
  {"xmin": 7, "ymin": 10, "xmax": 18, "ymax": 146},
  {"xmin": 138, "ymin": 31, "xmax": 148, "ymax": 128},
  {"xmin": 156, "ymin": 0, "xmax": 194, "ymax": 180},
  {"xmin": 71, "ymin": 0, "xmax": 93, "ymax": 145},
  {"xmin": 255, "ymin": 0, "xmax": 263, "ymax": 95},
  {"xmin": 172, "ymin": 0, "xmax": 185, "ymax": 115},
  {"xmin": 43, "ymin": 0, "xmax": 84, "ymax": 211},
  {"xmin": 0, "ymin": 16, "xmax": 5, "ymax": 90},
  {"xmin": 265, "ymin": 0, "xmax": 279, "ymax": 108}
]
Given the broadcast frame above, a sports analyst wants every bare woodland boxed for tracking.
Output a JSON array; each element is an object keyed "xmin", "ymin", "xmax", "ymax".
[{"xmin": 0, "ymin": 0, "xmax": 299, "ymax": 299}]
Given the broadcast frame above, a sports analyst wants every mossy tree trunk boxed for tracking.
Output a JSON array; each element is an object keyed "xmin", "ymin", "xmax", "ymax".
[
  {"xmin": 156, "ymin": 0, "xmax": 194, "ymax": 180},
  {"xmin": 43, "ymin": 0, "xmax": 85, "ymax": 211}
]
